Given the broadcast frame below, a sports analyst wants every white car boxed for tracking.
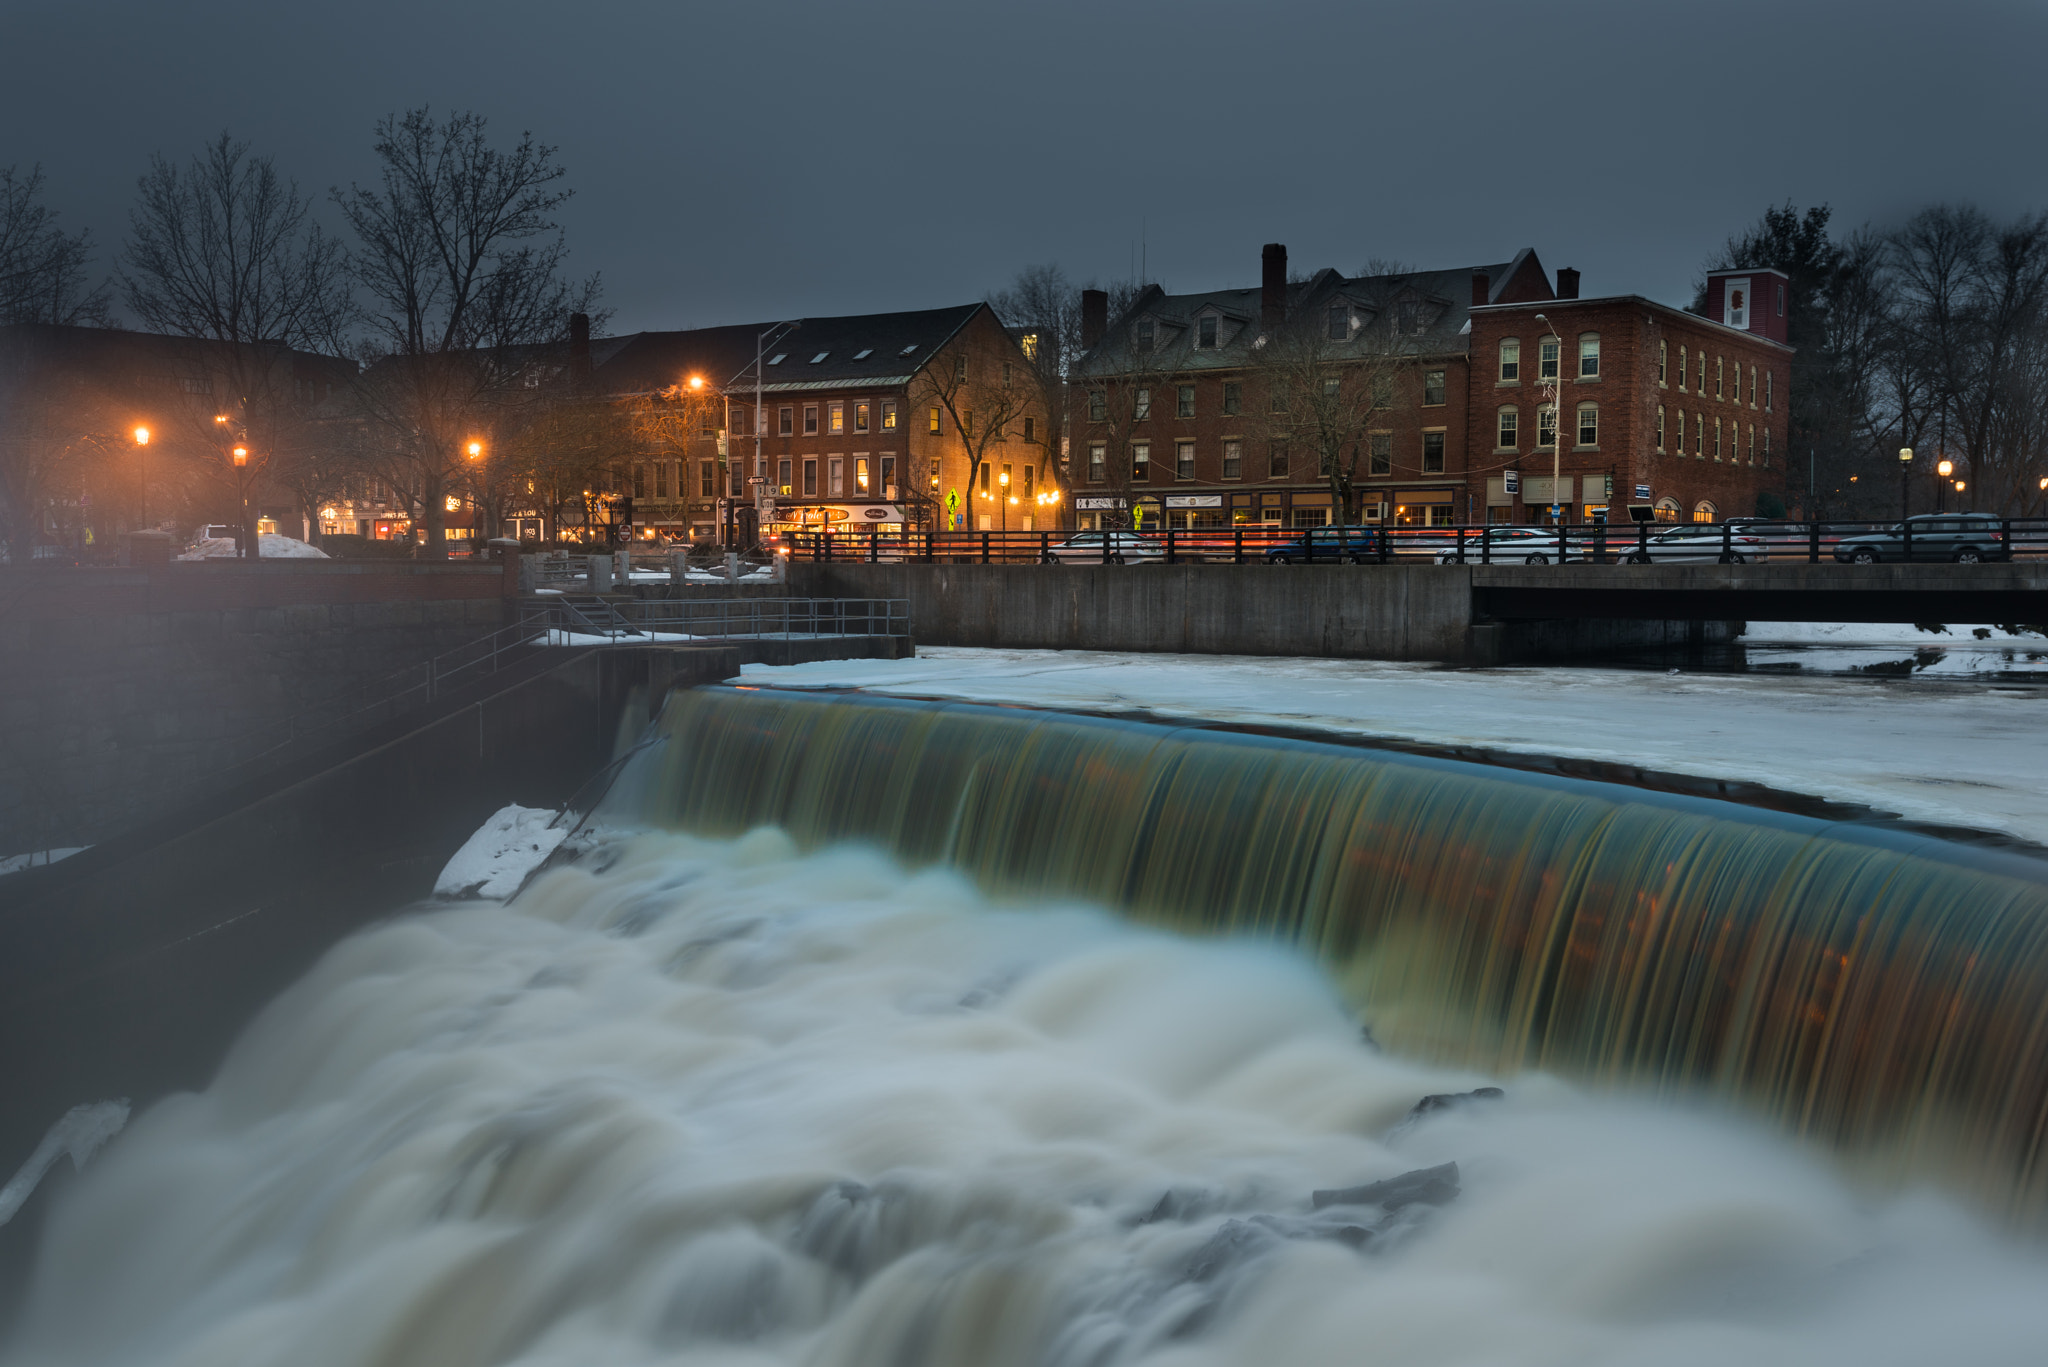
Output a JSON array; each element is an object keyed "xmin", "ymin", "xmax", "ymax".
[
  {"xmin": 1618, "ymin": 525, "xmax": 1771, "ymax": 564},
  {"xmin": 1431, "ymin": 526, "xmax": 1582, "ymax": 564},
  {"xmin": 1040, "ymin": 531, "xmax": 1163, "ymax": 564}
]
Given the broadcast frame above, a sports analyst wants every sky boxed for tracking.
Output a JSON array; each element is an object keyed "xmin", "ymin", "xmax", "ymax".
[{"xmin": 6, "ymin": 0, "xmax": 2046, "ymax": 336}]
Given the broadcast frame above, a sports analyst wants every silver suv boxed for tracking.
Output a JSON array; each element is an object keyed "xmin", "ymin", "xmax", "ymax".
[{"xmin": 1831, "ymin": 515, "xmax": 2009, "ymax": 564}]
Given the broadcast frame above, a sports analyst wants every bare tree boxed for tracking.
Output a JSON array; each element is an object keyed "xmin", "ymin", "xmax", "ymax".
[
  {"xmin": 121, "ymin": 135, "xmax": 354, "ymax": 553},
  {"xmin": 1071, "ymin": 324, "xmax": 1192, "ymax": 532},
  {"xmin": 0, "ymin": 165, "xmax": 109, "ymax": 327},
  {"xmin": 910, "ymin": 333, "xmax": 1040, "ymax": 532},
  {"xmin": 335, "ymin": 108, "xmax": 602, "ymax": 559},
  {"xmin": 986, "ymin": 264, "xmax": 1141, "ymax": 511}
]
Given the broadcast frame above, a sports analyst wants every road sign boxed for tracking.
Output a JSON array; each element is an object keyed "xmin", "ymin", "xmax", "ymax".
[
  {"xmin": 1503, "ymin": 469, "xmax": 1519, "ymax": 495},
  {"xmin": 945, "ymin": 488, "xmax": 959, "ymax": 513},
  {"xmin": 1635, "ymin": 484, "xmax": 1651, "ymax": 499}
]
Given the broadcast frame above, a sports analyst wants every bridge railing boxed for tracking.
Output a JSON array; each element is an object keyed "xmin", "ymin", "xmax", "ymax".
[
  {"xmin": 526, "ymin": 596, "xmax": 911, "ymax": 643},
  {"xmin": 770, "ymin": 518, "xmax": 2048, "ymax": 567}
]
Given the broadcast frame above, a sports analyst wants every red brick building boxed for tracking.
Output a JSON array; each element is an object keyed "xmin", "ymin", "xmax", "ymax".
[{"xmin": 1071, "ymin": 246, "xmax": 1789, "ymax": 529}]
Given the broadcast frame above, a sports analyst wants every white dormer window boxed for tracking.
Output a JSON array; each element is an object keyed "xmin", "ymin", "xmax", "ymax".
[
  {"xmin": 853, "ymin": 348, "xmax": 873, "ymax": 360},
  {"xmin": 1327, "ymin": 303, "xmax": 1348, "ymax": 340},
  {"xmin": 1198, "ymin": 315, "xmax": 1218, "ymax": 348},
  {"xmin": 1136, "ymin": 318, "xmax": 1156, "ymax": 349},
  {"xmin": 810, "ymin": 351, "xmax": 829, "ymax": 364},
  {"xmin": 768, "ymin": 353, "xmax": 787, "ymax": 365},
  {"xmin": 899, "ymin": 343, "xmax": 918, "ymax": 356}
]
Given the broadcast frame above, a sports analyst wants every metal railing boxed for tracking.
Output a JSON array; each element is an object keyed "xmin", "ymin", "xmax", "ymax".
[
  {"xmin": 527, "ymin": 595, "xmax": 910, "ymax": 643},
  {"xmin": 770, "ymin": 519, "xmax": 2048, "ymax": 567}
]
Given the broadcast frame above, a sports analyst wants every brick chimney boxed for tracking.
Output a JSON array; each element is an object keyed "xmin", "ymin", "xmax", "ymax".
[
  {"xmin": 1555, "ymin": 268, "xmax": 1580, "ymax": 300},
  {"xmin": 1081, "ymin": 288, "xmax": 1108, "ymax": 350},
  {"xmin": 570, "ymin": 311, "xmax": 592, "ymax": 389},
  {"xmin": 1261, "ymin": 243, "xmax": 1287, "ymax": 332},
  {"xmin": 1471, "ymin": 271, "xmax": 1490, "ymax": 307}
]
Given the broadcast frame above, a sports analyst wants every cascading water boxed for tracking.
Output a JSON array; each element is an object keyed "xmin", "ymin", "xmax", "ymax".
[{"xmin": 6, "ymin": 684, "xmax": 2048, "ymax": 1365}]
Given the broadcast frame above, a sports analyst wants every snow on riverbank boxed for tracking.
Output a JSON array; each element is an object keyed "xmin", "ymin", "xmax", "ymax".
[
  {"xmin": 177, "ymin": 534, "xmax": 328, "ymax": 560},
  {"xmin": 433, "ymin": 805, "xmax": 566, "ymax": 899},
  {"xmin": 740, "ymin": 646, "xmax": 2048, "ymax": 845}
]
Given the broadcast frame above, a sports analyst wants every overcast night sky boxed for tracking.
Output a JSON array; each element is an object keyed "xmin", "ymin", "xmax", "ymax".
[{"xmin": 6, "ymin": 0, "xmax": 2046, "ymax": 336}]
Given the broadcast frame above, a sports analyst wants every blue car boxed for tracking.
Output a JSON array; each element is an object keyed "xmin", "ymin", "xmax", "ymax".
[{"xmin": 1264, "ymin": 526, "xmax": 1386, "ymax": 564}]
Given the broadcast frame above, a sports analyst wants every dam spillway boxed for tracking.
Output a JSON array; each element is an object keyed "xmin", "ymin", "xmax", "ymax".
[{"xmin": 616, "ymin": 685, "xmax": 2048, "ymax": 1214}]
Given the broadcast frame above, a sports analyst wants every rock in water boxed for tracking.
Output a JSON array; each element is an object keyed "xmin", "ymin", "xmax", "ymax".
[
  {"xmin": 1311, "ymin": 1161, "xmax": 1460, "ymax": 1212},
  {"xmin": 1409, "ymin": 1086, "xmax": 1504, "ymax": 1117}
]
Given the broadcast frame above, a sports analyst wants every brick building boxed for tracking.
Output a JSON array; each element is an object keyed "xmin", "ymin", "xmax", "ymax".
[{"xmin": 1071, "ymin": 245, "xmax": 1789, "ymax": 530}]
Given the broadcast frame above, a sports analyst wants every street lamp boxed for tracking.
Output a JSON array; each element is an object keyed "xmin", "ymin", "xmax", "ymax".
[
  {"xmin": 1953, "ymin": 479, "xmax": 1966, "ymax": 514},
  {"xmin": 1898, "ymin": 447, "xmax": 1913, "ymax": 521},
  {"xmin": 132, "ymin": 426, "xmax": 151, "ymax": 528},
  {"xmin": 1937, "ymin": 458, "xmax": 1953, "ymax": 513},
  {"xmin": 231, "ymin": 444, "xmax": 251, "ymax": 559},
  {"xmin": 998, "ymin": 470, "xmax": 1011, "ymax": 532},
  {"xmin": 1535, "ymin": 312, "xmax": 1563, "ymax": 525},
  {"xmin": 468, "ymin": 440, "xmax": 483, "ymax": 459}
]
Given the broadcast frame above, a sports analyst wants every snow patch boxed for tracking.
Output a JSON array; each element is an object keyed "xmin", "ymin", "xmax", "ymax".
[
  {"xmin": 0, "ymin": 1100, "xmax": 130, "ymax": 1228},
  {"xmin": 434, "ymin": 805, "xmax": 568, "ymax": 899},
  {"xmin": 0, "ymin": 847, "xmax": 87, "ymax": 877},
  {"xmin": 178, "ymin": 533, "xmax": 330, "ymax": 560},
  {"xmin": 1741, "ymin": 621, "xmax": 2045, "ymax": 646}
]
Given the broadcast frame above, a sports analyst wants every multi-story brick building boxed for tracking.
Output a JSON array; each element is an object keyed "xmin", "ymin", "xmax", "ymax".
[
  {"xmin": 1071, "ymin": 245, "xmax": 1789, "ymax": 530},
  {"xmin": 589, "ymin": 303, "xmax": 1047, "ymax": 542}
]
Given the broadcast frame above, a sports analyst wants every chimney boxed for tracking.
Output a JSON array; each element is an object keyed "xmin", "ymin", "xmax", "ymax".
[
  {"xmin": 1261, "ymin": 243, "xmax": 1287, "ymax": 332},
  {"xmin": 1555, "ymin": 268, "xmax": 1580, "ymax": 300},
  {"xmin": 1471, "ymin": 271, "xmax": 1490, "ymax": 307},
  {"xmin": 1081, "ymin": 288, "xmax": 1108, "ymax": 351},
  {"xmin": 569, "ymin": 311, "xmax": 592, "ymax": 389}
]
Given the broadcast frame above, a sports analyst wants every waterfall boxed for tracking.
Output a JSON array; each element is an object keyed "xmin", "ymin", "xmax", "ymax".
[{"xmin": 618, "ymin": 686, "xmax": 2048, "ymax": 1216}]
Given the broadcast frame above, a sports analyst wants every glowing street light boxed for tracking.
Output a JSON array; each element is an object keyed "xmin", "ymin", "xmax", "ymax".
[
  {"xmin": 133, "ymin": 426, "xmax": 149, "ymax": 445},
  {"xmin": 1937, "ymin": 457, "xmax": 1955, "ymax": 513},
  {"xmin": 687, "ymin": 374, "xmax": 705, "ymax": 391},
  {"xmin": 467, "ymin": 440, "xmax": 483, "ymax": 459},
  {"xmin": 1898, "ymin": 446, "xmax": 1914, "ymax": 521},
  {"xmin": 133, "ymin": 426, "xmax": 152, "ymax": 528}
]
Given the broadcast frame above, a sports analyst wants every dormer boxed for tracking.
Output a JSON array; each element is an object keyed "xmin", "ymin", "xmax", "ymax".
[
  {"xmin": 1190, "ymin": 304, "xmax": 1251, "ymax": 351},
  {"xmin": 1705, "ymin": 267, "xmax": 1790, "ymax": 344}
]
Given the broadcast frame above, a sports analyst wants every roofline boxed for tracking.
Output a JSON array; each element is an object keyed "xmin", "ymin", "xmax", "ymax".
[{"xmin": 1467, "ymin": 294, "xmax": 1795, "ymax": 351}]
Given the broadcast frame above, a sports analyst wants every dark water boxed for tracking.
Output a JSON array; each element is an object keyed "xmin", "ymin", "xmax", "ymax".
[{"xmin": 620, "ymin": 686, "xmax": 2048, "ymax": 1218}]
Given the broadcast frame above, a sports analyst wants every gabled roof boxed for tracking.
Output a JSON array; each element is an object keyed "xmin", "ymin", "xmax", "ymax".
[
  {"xmin": 731, "ymin": 303, "xmax": 987, "ymax": 395},
  {"xmin": 1074, "ymin": 252, "xmax": 1550, "ymax": 378},
  {"xmin": 586, "ymin": 323, "xmax": 769, "ymax": 397}
]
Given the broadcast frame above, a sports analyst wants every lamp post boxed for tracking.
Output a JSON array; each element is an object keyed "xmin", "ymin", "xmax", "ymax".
[
  {"xmin": 1534, "ymin": 312, "xmax": 1563, "ymax": 526},
  {"xmin": 1937, "ymin": 458, "xmax": 1953, "ymax": 513},
  {"xmin": 132, "ymin": 426, "xmax": 150, "ymax": 528},
  {"xmin": 231, "ymin": 443, "xmax": 251, "ymax": 559},
  {"xmin": 1898, "ymin": 447, "xmax": 1913, "ymax": 521},
  {"xmin": 1953, "ymin": 479, "xmax": 1966, "ymax": 513},
  {"xmin": 998, "ymin": 469, "xmax": 1011, "ymax": 532}
]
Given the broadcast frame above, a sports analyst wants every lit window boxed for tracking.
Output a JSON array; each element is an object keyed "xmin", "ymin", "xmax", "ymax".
[
  {"xmin": 928, "ymin": 406, "xmax": 941, "ymax": 434},
  {"xmin": 1577, "ymin": 404, "xmax": 1598, "ymax": 447},
  {"xmin": 1579, "ymin": 334, "xmax": 1600, "ymax": 378},
  {"xmin": 1222, "ymin": 382, "xmax": 1241, "ymax": 415},
  {"xmin": 1539, "ymin": 339, "xmax": 1559, "ymax": 380},
  {"xmin": 1498, "ymin": 407, "xmax": 1518, "ymax": 449},
  {"xmin": 855, "ymin": 456, "xmax": 870, "ymax": 491},
  {"xmin": 1020, "ymin": 333, "xmax": 1038, "ymax": 361},
  {"xmin": 881, "ymin": 399, "xmax": 897, "ymax": 430},
  {"xmin": 777, "ymin": 458, "xmax": 792, "ymax": 493},
  {"xmin": 1177, "ymin": 385, "xmax": 1195, "ymax": 418},
  {"xmin": 1198, "ymin": 315, "xmax": 1218, "ymax": 348},
  {"xmin": 853, "ymin": 348, "xmax": 872, "ymax": 360},
  {"xmin": 1327, "ymin": 303, "xmax": 1348, "ymax": 340},
  {"xmin": 1423, "ymin": 369, "xmax": 1446, "ymax": 406},
  {"xmin": 1222, "ymin": 439, "xmax": 1242, "ymax": 478},
  {"xmin": 1422, "ymin": 431, "xmax": 1445, "ymax": 473},
  {"xmin": 1176, "ymin": 440, "xmax": 1195, "ymax": 479},
  {"xmin": 1499, "ymin": 338, "xmax": 1521, "ymax": 381},
  {"xmin": 1132, "ymin": 442, "xmax": 1151, "ymax": 479},
  {"xmin": 855, "ymin": 402, "xmax": 869, "ymax": 433},
  {"xmin": 829, "ymin": 401, "xmax": 844, "ymax": 435},
  {"xmin": 1369, "ymin": 432, "xmax": 1392, "ymax": 475}
]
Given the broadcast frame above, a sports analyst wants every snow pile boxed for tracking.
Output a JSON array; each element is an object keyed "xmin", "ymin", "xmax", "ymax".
[
  {"xmin": 0, "ymin": 847, "xmax": 86, "ymax": 877},
  {"xmin": 1742, "ymin": 622, "xmax": 2046, "ymax": 646},
  {"xmin": 177, "ymin": 534, "xmax": 330, "ymax": 560},
  {"xmin": 0, "ymin": 1100, "xmax": 129, "ymax": 1228},
  {"xmin": 432, "ymin": 804, "xmax": 567, "ymax": 899}
]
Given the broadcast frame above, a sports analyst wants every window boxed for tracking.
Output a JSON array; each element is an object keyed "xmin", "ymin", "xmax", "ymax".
[
  {"xmin": 1327, "ymin": 303, "xmax": 1348, "ymax": 340},
  {"xmin": 1499, "ymin": 338, "xmax": 1521, "ymax": 382},
  {"xmin": 1656, "ymin": 405, "xmax": 1666, "ymax": 451},
  {"xmin": 881, "ymin": 399, "xmax": 897, "ymax": 430},
  {"xmin": 900, "ymin": 343, "xmax": 918, "ymax": 357},
  {"xmin": 1268, "ymin": 441, "xmax": 1289, "ymax": 478},
  {"xmin": 1088, "ymin": 390, "xmax": 1107, "ymax": 422},
  {"xmin": 779, "ymin": 406, "xmax": 793, "ymax": 436},
  {"xmin": 1177, "ymin": 384, "xmax": 1195, "ymax": 418},
  {"xmin": 1693, "ymin": 501, "xmax": 1717, "ymax": 524},
  {"xmin": 1132, "ymin": 442, "xmax": 1151, "ymax": 480},
  {"xmin": 1318, "ymin": 446, "xmax": 1333, "ymax": 478},
  {"xmin": 804, "ymin": 404, "xmax": 819, "ymax": 435},
  {"xmin": 1748, "ymin": 364, "xmax": 1757, "ymax": 406},
  {"xmin": 1713, "ymin": 416, "xmax": 1722, "ymax": 460},
  {"xmin": 1579, "ymin": 334, "xmax": 1600, "ymax": 378},
  {"xmin": 929, "ymin": 406, "xmax": 942, "ymax": 434},
  {"xmin": 1136, "ymin": 318, "xmax": 1155, "ymax": 350},
  {"xmin": 1135, "ymin": 387, "xmax": 1152, "ymax": 420},
  {"xmin": 1673, "ymin": 409, "xmax": 1684, "ymax": 452},
  {"xmin": 1763, "ymin": 429, "xmax": 1771, "ymax": 465},
  {"xmin": 700, "ymin": 461, "xmax": 716, "ymax": 497},
  {"xmin": 1222, "ymin": 439, "xmax": 1242, "ymax": 478},
  {"xmin": 978, "ymin": 461, "xmax": 991, "ymax": 493},
  {"xmin": 1222, "ymin": 382, "xmax": 1241, "ymax": 415},
  {"xmin": 653, "ymin": 462, "xmax": 669, "ymax": 499},
  {"xmin": 777, "ymin": 458, "xmax": 792, "ymax": 494},
  {"xmin": 1023, "ymin": 416, "xmax": 1035, "ymax": 444},
  {"xmin": 1269, "ymin": 386, "xmax": 1288, "ymax": 414},
  {"xmin": 810, "ymin": 352, "xmax": 829, "ymax": 365},
  {"xmin": 1537, "ymin": 405, "xmax": 1557, "ymax": 448},
  {"xmin": 1658, "ymin": 340, "xmax": 1668, "ymax": 386},
  {"xmin": 855, "ymin": 401, "xmax": 869, "ymax": 433},
  {"xmin": 1369, "ymin": 432, "xmax": 1392, "ymax": 475},
  {"xmin": 1747, "ymin": 424, "xmax": 1755, "ymax": 465},
  {"xmin": 1678, "ymin": 347, "xmax": 1687, "ymax": 390},
  {"xmin": 1324, "ymin": 378, "xmax": 1341, "ymax": 400},
  {"xmin": 1371, "ymin": 376, "xmax": 1392, "ymax": 409},
  {"xmin": 1176, "ymin": 440, "xmax": 1195, "ymax": 479},
  {"xmin": 1497, "ymin": 407, "xmax": 1518, "ymax": 449},
  {"xmin": 1088, "ymin": 443, "xmax": 1106, "ymax": 482},
  {"xmin": 1002, "ymin": 362, "xmax": 1013, "ymax": 388},
  {"xmin": 1577, "ymin": 404, "xmax": 1598, "ymax": 447},
  {"xmin": 1023, "ymin": 465, "xmax": 1035, "ymax": 499},
  {"xmin": 829, "ymin": 401, "xmax": 844, "ymax": 435},
  {"xmin": 632, "ymin": 465, "xmax": 647, "ymax": 499},
  {"xmin": 1693, "ymin": 412, "xmax": 1703, "ymax": 456},
  {"xmin": 768, "ymin": 353, "xmax": 786, "ymax": 366},
  {"xmin": 828, "ymin": 456, "xmax": 843, "ymax": 495},
  {"xmin": 802, "ymin": 458, "xmax": 818, "ymax": 496},
  {"xmin": 1424, "ymin": 369, "xmax": 1446, "ymax": 406},
  {"xmin": 1198, "ymin": 315, "xmax": 1218, "ymax": 348},
  {"xmin": 1538, "ymin": 339, "xmax": 1559, "ymax": 380},
  {"xmin": 730, "ymin": 407, "xmax": 750, "ymax": 436},
  {"xmin": 853, "ymin": 348, "xmax": 872, "ymax": 361},
  {"xmin": 955, "ymin": 356, "xmax": 968, "ymax": 382},
  {"xmin": 1765, "ymin": 370, "xmax": 1773, "ymax": 410},
  {"xmin": 1715, "ymin": 356, "xmax": 1724, "ymax": 399},
  {"xmin": 1422, "ymin": 431, "xmax": 1445, "ymax": 473}
]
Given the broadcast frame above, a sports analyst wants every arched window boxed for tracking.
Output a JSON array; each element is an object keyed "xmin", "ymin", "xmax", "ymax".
[
  {"xmin": 1658, "ymin": 340, "xmax": 1668, "ymax": 386},
  {"xmin": 1693, "ymin": 500, "xmax": 1718, "ymax": 523},
  {"xmin": 1499, "ymin": 338, "xmax": 1521, "ymax": 382},
  {"xmin": 1656, "ymin": 404, "xmax": 1666, "ymax": 451},
  {"xmin": 1655, "ymin": 497, "xmax": 1681, "ymax": 523},
  {"xmin": 1497, "ymin": 405, "xmax": 1519, "ymax": 450},
  {"xmin": 1693, "ymin": 412, "xmax": 1704, "ymax": 457},
  {"xmin": 1578, "ymin": 333, "xmax": 1601, "ymax": 378},
  {"xmin": 1713, "ymin": 417, "xmax": 1722, "ymax": 461},
  {"xmin": 1576, "ymin": 403, "xmax": 1599, "ymax": 447},
  {"xmin": 1678, "ymin": 346, "xmax": 1688, "ymax": 390},
  {"xmin": 1715, "ymin": 356, "xmax": 1725, "ymax": 399},
  {"xmin": 1673, "ymin": 409, "xmax": 1684, "ymax": 452},
  {"xmin": 1749, "ymin": 364, "xmax": 1758, "ymax": 406}
]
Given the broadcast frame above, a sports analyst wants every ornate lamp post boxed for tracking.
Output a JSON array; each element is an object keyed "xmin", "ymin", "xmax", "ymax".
[
  {"xmin": 132, "ymin": 427, "xmax": 150, "ymax": 528},
  {"xmin": 1937, "ymin": 458, "xmax": 1953, "ymax": 513},
  {"xmin": 1898, "ymin": 447, "xmax": 1913, "ymax": 521},
  {"xmin": 231, "ymin": 443, "xmax": 251, "ymax": 558}
]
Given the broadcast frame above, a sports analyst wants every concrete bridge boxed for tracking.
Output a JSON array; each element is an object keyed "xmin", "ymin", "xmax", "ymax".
[{"xmin": 779, "ymin": 562, "xmax": 2048, "ymax": 665}]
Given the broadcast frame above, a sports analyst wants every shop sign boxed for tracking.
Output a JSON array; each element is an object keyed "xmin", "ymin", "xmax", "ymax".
[
  {"xmin": 1075, "ymin": 496, "xmax": 1128, "ymax": 510},
  {"xmin": 1503, "ymin": 469, "xmax": 1519, "ymax": 496},
  {"xmin": 1164, "ymin": 494, "xmax": 1223, "ymax": 509}
]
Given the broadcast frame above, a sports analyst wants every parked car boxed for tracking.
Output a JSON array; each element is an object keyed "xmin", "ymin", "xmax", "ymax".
[
  {"xmin": 1430, "ymin": 526, "xmax": 1583, "ymax": 564},
  {"xmin": 1263, "ymin": 525, "xmax": 1386, "ymax": 564},
  {"xmin": 1831, "ymin": 514, "xmax": 2010, "ymax": 564},
  {"xmin": 1040, "ymin": 531, "xmax": 1163, "ymax": 564},
  {"xmin": 1720, "ymin": 519, "xmax": 1846, "ymax": 560},
  {"xmin": 1615, "ymin": 525, "xmax": 1772, "ymax": 564}
]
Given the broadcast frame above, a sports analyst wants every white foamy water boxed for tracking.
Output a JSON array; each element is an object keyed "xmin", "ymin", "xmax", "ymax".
[{"xmin": 6, "ymin": 828, "xmax": 2046, "ymax": 1367}]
